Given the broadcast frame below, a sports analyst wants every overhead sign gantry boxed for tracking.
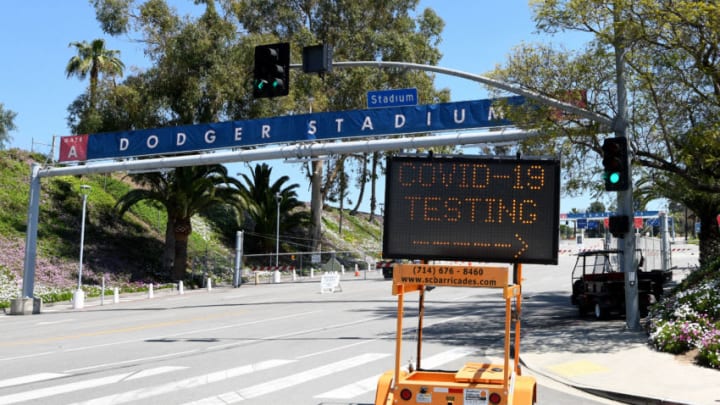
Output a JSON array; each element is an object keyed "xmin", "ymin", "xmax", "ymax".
[{"xmin": 22, "ymin": 58, "xmax": 610, "ymax": 311}]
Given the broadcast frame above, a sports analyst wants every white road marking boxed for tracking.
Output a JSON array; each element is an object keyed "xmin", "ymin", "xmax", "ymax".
[
  {"xmin": 184, "ymin": 352, "xmax": 390, "ymax": 404},
  {"xmin": 0, "ymin": 367, "xmax": 184, "ymax": 405},
  {"xmin": 315, "ymin": 347, "xmax": 474, "ymax": 399},
  {"xmin": 67, "ymin": 359, "xmax": 292, "ymax": 405},
  {"xmin": 0, "ymin": 372, "xmax": 66, "ymax": 389},
  {"xmin": 35, "ymin": 319, "xmax": 74, "ymax": 325}
]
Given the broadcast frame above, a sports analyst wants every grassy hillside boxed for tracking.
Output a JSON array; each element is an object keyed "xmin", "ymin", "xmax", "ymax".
[
  {"xmin": 0, "ymin": 149, "xmax": 382, "ymax": 306},
  {"xmin": 0, "ymin": 149, "xmax": 176, "ymax": 303}
]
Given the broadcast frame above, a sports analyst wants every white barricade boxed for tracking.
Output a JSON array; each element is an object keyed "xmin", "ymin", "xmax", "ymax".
[{"xmin": 320, "ymin": 271, "xmax": 342, "ymax": 294}]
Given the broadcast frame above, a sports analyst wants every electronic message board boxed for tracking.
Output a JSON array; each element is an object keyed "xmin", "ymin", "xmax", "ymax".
[{"xmin": 383, "ymin": 155, "xmax": 560, "ymax": 264}]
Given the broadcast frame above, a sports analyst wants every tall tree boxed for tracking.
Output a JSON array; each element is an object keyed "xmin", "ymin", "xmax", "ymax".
[
  {"xmin": 490, "ymin": 0, "xmax": 720, "ymax": 263},
  {"xmin": 327, "ymin": 157, "xmax": 350, "ymax": 235},
  {"xmin": 65, "ymin": 39, "xmax": 125, "ymax": 109},
  {"xmin": 115, "ymin": 165, "xmax": 243, "ymax": 281},
  {"xmin": 0, "ymin": 103, "xmax": 17, "ymax": 150},
  {"xmin": 88, "ymin": 0, "xmax": 447, "ymax": 251},
  {"xmin": 237, "ymin": 163, "xmax": 309, "ymax": 256},
  {"xmin": 235, "ymin": 0, "xmax": 447, "ymax": 248},
  {"xmin": 349, "ymin": 153, "xmax": 368, "ymax": 216}
]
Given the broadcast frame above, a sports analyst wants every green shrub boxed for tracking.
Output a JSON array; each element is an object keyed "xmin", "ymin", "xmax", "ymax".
[
  {"xmin": 698, "ymin": 340, "xmax": 720, "ymax": 369},
  {"xmin": 649, "ymin": 319, "xmax": 697, "ymax": 354},
  {"xmin": 647, "ymin": 258, "xmax": 720, "ymax": 370},
  {"xmin": 0, "ymin": 264, "xmax": 19, "ymax": 308},
  {"xmin": 35, "ymin": 289, "xmax": 74, "ymax": 304}
]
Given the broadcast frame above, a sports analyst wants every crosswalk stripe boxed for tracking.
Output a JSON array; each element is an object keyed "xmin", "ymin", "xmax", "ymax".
[
  {"xmin": 316, "ymin": 374, "xmax": 379, "ymax": 399},
  {"xmin": 0, "ymin": 373, "xmax": 66, "ymax": 389},
  {"xmin": 2, "ymin": 348, "xmax": 472, "ymax": 404},
  {"xmin": 185, "ymin": 352, "xmax": 391, "ymax": 404},
  {"xmin": 0, "ymin": 367, "xmax": 185, "ymax": 405},
  {"xmin": 315, "ymin": 347, "xmax": 474, "ymax": 399},
  {"xmin": 67, "ymin": 359, "xmax": 292, "ymax": 405}
]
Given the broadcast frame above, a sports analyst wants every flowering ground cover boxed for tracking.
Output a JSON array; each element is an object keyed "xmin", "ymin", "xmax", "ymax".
[
  {"xmin": 647, "ymin": 259, "xmax": 720, "ymax": 369},
  {"xmin": 0, "ymin": 234, "xmax": 158, "ymax": 309}
]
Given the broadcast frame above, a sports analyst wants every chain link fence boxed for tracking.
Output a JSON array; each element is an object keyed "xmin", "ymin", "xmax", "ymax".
[{"xmin": 189, "ymin": 249, "xmax": 384, "ymax": 286}]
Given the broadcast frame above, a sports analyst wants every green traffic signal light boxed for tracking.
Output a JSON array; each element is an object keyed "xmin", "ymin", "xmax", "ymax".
[
  {"xmin": 601, "ymin": 137, "xmax": 629, "ymax": 191},
  {"xmin": 608, "ymin": 172, "xmax": 620, "ymax": 184},
  {"xmin": 253, "ymin": 43, "xmax": 290, "ymax": 98}
]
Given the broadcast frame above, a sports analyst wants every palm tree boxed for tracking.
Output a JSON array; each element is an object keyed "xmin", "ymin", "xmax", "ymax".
[
  {"xmin": 238, "ymin": 163, "xmax": 309, "ymax": 256},
  {"xmin": 65, "ymin": 39, "xmax": 125, "ymax": 108},
  {"xmin": 115, "ymin": 165, "xmax": 243, "ymax": 281}
]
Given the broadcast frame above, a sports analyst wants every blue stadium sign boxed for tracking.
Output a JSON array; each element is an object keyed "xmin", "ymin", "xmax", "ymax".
[
  {"xmin": 59, "ymin": 96, "xmax": 525, "ymax": 162},
  {"xmin": 367, "ymin": 88, "xmax": 418, "ymax": 108}
]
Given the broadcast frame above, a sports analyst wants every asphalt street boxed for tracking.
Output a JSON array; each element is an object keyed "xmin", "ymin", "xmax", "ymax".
[{"xmin": 0, "ymin": 254, "xmax": 638, "ymax": 405}]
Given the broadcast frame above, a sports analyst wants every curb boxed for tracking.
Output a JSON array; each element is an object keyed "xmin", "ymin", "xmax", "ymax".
[{"xmin": 519, "ymin": 357, "xmax": 691, "ymax": 405}]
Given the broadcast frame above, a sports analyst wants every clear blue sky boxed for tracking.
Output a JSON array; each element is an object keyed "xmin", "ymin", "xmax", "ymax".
[{"xmin": 0, "ymin": 1, "xmax": 654, "ymax": 213}]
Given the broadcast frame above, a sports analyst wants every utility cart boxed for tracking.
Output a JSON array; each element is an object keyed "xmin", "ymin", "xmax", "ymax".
[
  {"xmin": 374, "ymin": 263, "xmax": 536, "ymax": 405},
  {"xmin": 570, "ymin": 249, "xmax": 669, "ymax": 319}
]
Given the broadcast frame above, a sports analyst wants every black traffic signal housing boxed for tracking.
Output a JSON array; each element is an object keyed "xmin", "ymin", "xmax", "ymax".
[
  {"xmin": 609, "ymin": 215, "xmax": 630, "ymax": 238},
  {"xmin": 601, "ymin": 137, "xmax": 629, "ymax": 191},
  {"xmin": 253, "ymin": 43, "xmax": 290, "ymax": 98},
  {"xmin": 302, "ymin": 44, "xmax": 332, "ymax": 74}
]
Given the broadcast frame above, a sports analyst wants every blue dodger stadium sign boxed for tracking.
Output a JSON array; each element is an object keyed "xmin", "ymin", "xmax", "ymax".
[{"xmin": 59, "ymin": 97, "xmax": 525, "ymax": 162}]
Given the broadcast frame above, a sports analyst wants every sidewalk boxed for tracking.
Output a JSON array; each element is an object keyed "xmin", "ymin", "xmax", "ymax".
[
  {"xmin": 521, "ymin": 316, "xmax": 720, "ymax": 405},
  {"xmin": 36, "ymin": 270, "xmax": 385, "ymax": 312},
  {"xmin": 518, "ymin": 244, "xmax": 713, "ymax": 404}
]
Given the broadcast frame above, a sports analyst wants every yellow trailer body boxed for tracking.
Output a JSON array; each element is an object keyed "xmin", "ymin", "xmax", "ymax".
[{"xmin": 376, "ymin": 264, "xmax": 536, "ymax": 405}]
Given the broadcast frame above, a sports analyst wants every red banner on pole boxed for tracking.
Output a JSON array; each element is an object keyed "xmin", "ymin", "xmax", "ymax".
[{"xmin": 634, "ymin": 217, "xmax": 643, "ymax": 229}]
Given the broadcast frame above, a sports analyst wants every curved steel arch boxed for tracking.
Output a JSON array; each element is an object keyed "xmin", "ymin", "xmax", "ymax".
[{"xmin": 324, "ymin": 60, "xmax": 613, "ymax": 128}]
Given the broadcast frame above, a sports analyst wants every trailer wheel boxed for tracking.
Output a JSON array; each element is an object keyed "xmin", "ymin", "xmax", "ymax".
[{"xmin": 594, "ymin": 303, "xmax": 606, "ymax": 320}]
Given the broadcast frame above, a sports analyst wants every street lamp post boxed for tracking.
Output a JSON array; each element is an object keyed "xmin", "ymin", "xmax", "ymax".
[
  {"xmin": 275, "ymin": 192, "xmax": 281, "ymax": 267},
  {"xmin": 74, "ymin": 185, "xmax": 91, "ymax": 309}
]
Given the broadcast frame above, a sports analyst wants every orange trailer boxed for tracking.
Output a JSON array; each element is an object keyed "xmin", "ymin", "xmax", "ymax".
[{"xmin": 375, "ymin": 263, "xmax": 536, "ymax": 405}]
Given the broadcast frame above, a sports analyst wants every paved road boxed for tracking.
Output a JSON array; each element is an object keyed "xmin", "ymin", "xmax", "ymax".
[{"xmin": 1, "ymin": 263, "xmax": 624, "ymax": 405}]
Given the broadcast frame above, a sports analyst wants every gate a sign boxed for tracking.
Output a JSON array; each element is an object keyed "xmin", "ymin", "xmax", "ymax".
[{"xmin": 59, "ymin": 135, "xmax": 89, "ymax": 162}]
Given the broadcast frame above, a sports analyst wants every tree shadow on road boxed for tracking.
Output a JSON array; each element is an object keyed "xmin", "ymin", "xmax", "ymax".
[{"xmin": 364, "ymin": 290, "xmax": 649, "ymax": 355}]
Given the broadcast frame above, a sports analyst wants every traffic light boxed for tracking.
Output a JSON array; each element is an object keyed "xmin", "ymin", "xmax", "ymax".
[
  {"xmin": 601, "ymin": 137, "xmax": 629, "ymax": 191},
  {"xmin": 609, "ymin": 215, "xmax": 630, "ymax": 238},
  {"xmin": 253, "ymin": 43, "xmax": 290, "ymax": 98},
  {"xmin": 302, "ymin": 44, "xmax": 332, "ymax": 74}
]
